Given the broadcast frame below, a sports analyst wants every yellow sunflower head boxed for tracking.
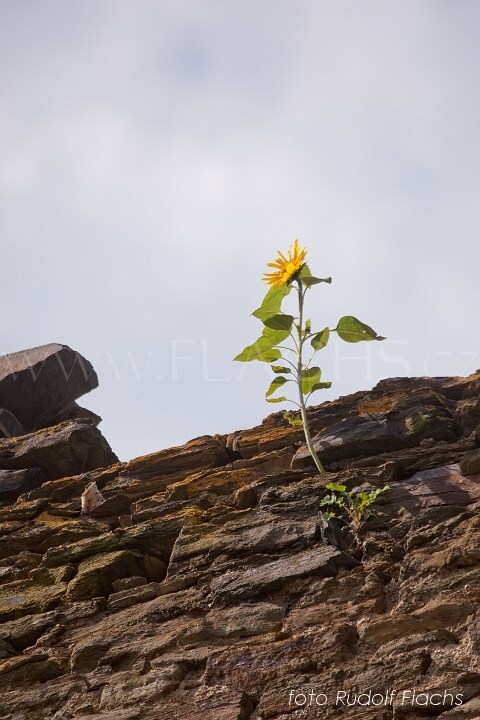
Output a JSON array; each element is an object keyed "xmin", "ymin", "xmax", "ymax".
[{"xmin": 263, "ymin": 239, "xmax": 308, "ymax": 287}]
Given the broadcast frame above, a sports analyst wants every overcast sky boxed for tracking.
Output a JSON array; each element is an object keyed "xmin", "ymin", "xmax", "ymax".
[{"xmin": 1, "ymin": 0, "xmax": 479, "ymax": 461}]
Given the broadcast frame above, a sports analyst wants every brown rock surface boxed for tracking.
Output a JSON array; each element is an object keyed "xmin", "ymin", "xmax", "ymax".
[
  {"xmin": 0, "ymin": 344, "xmax": 98, "ymax": 432},
  {"xmin": 0, "ymin": 371, "xmax": 479, "ymax": 719},
  {"xmin": 0, "ymin": 419, "xmax": 118, "ymax": 483}
]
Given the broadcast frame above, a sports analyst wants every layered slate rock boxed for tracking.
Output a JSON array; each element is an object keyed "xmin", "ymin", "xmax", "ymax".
[
  {"xmin": 0, "ymin": 372, "xmax": 478, "ymax": 719},
  {"xmin": 0, "ymin": 419, "xmax": 118, "ymax": 482},
  {"xmin": 292, "ymin": 386, "xmax": 457, "ymax": 468},
  {"xmin": 0, "ymin": 344, "xmax": 98, "ymax": 432}
]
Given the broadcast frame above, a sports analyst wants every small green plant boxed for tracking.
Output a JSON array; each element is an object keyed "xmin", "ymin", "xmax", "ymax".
[
  {"xmin": 234, "ymin": 240, "xmax": 385, "ymax": 473},
  {"xmin": 319, "ymin": 482, "xmax": 390, "ymax": 534}
]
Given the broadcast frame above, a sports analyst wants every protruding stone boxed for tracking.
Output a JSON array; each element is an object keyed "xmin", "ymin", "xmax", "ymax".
[
  {"xmin": 66, "ymin": 550, "xmax": 144, "ymax": 600},
  {"xmin": 0, "ymin": 344, "xmax": 98, "ymax": 431},
  {"xmin": 81, "ymin": 481, "xmax": 105, "ymax": 514}
]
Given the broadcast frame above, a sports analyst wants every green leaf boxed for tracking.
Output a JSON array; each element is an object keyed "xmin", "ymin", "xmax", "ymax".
[
  {"xmin": 234, "ymin": 337, "xmax": 282, "ymax": 362},
  {"xmin": 255, "ymin": 349, "xmax": 282, "ymax": 363},
  {"xmin": 309, "ymin": 381, "xmax": 332, "ymax": 393},
  {"xmin": 263, "ymin": 313, "xmax": 294, "ymax": 331},
  {"xmin": 234, "ymin": 324, "xmax": 290, "ymax": 363},
  {"xmin": 252, "ymin": 284, "xmax": 291, "ymax": 322},
  {"xmin": 262, "ymin": 325, "xmax": 291, "ymax": 345},
  {"xmin": 305, "ymin": 319, "xmax": 311, "ymax": 334},
  {"xmin": 303, "ymin": 275, "xmax": 332, "ymax": 287},
  {"xmin": 336, "ymin": 316, "xmax": 386, "ymax": 343},
  {"xmin": 301, "ymin": 366, "xmax": 321, "ymax": 394},
  {"xmin": 266, "ymin": 396, "xmax": 287, "ymax": 403},
  {"xmin": 325, "ymin": 483, "xmax": 347, "ymax": 492},
  {"xmin": 266, "ymin": 376, "xmax": 288, "ymax": 398},
  {"xmin": 271, "ymin": 366, "xmax": 291, "ymax": 374},
  {"xmin": 299, "ymin": 265, "xmax": 332, "ymax": 287},
  {"xmin": 311, "ymin": 327, "xmax": 330, "ymax": 350}
]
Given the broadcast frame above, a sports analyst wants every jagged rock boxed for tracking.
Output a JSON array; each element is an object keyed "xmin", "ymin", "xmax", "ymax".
[
  {"xmin": 0, "ymin": 344, "xmax": 98, "ymax": 431},
  {"xmin": 292, "ymin": 387, "xmax": 456, "ymax": 469},
  {"xmin": 210, "ymin": 546, "xmax": 359, "ymax": 603},
  {"xmin": 102, "ymin": 434, "xmax": 230, "ymax": 500},
  {"xmin": 331, "ymin": 433, "xmax": 477, "ymax": 478},
  {"xmin": 0, "ymin": 419, "xmax": 118, "ymax": 481},
  {"xmin": 26, "ymin": 463, "xmax": 123, "ymax": 503},
  {"xmin": 81, "ymin": 480, "xmax": 105, "ymax": 514},
  {"xmin": 40, "ymin": 510, "xmax": 187, "ymax": 570},
  {"xmin": 166, "ymin": 509, "xmax": 320, "ymax": 580},
  {"xmin": 0, "ymin": 513, "xmax": 110, "ymax": 564},
  {"xmin": 0, "ymin": 372, "xmax": 479, "ymax": 719},
  {"xmin": 0, "ymin": 653, "xmax": 64, "ymax": 689},
  {"xmin": 66, "ymin": 550, "xmax": 144, "ymax": 600}
]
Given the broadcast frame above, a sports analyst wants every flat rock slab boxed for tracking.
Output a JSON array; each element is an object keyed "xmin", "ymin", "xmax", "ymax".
[
  {"xmin": 0, "ymin": 419, "xmax": 118, "ymax": 481},
  {"xmin": 210, "ymin": 546, "xmax": 359, "ymax": 603},
  {"xmin": 292, "ymin": 388, "xmax": 456, "ymax": 468},
  {"xmin": 167, "ymin": 512, "xmax": 319, "ymax": 575},
  {"xmin": 390, "ymin": 464, "xmax": 480, "ymax": 508},
  {"xmin": 0, "ymin": 344, "xmax": 98, "ymax": 431},
  {"xmin": 0, "ymin": 580, "xmax": 68, "ymax": 623},
  {"xmin": 108, "ymin": 582, "xmax": 160, "ymax": 611}
]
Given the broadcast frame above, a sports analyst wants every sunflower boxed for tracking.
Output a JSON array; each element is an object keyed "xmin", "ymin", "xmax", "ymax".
[{"xmin": 263, "ymin": 239, "xmax": 308, "ymax": 287}]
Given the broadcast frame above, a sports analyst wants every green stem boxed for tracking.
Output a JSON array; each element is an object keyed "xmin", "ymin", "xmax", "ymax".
[{"xmin": 296, "ymin": 279, "xmax": 325, "ymax": 474}]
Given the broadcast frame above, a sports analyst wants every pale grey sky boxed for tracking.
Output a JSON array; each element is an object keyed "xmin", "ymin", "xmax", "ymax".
[{"xmin": 1, "ymin": 0, "xmax": 478, "ymax": 460}]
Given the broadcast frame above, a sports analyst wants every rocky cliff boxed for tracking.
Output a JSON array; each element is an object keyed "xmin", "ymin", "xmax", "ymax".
[{"xmin": 0, "ymin": 345, "xmax": 479, "ymax": 720}]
